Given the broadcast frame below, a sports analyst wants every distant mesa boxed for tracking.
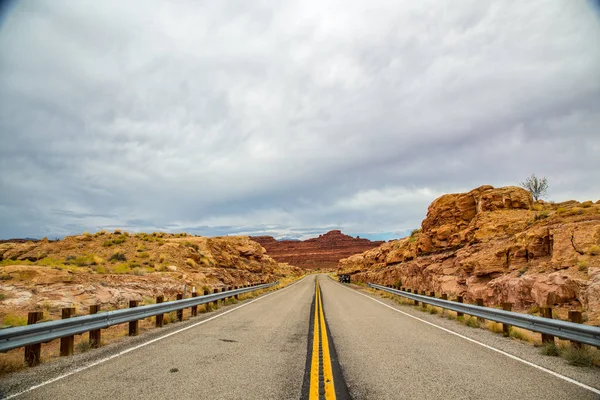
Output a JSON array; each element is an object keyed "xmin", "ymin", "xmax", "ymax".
[{"xmin": 251, "ymin": 230, "xmax": 384, "ymax": 270}]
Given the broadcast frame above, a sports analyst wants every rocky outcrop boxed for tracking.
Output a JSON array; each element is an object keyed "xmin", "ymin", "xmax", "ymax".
[
  {"xmin": 0, "ymin": 233, "xmax": 301, "ymax": 324},
  {"xmin": 339, "ymin": 186, "xmax": 600, "ymax": 324},
  {"xmin": 252, "ymin": 230, "xmax": 384, "ymax": 269}
]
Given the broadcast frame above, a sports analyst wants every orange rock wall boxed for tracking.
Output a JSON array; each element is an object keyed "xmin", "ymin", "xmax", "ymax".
[{"xmin": 339, "ymin": 186, "xmax": 600, "ymax": 324}]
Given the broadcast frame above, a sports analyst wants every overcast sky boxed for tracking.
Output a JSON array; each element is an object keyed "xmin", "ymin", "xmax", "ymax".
[{"xmin": 1, "ymin": 1, "xmax": 599, "ymax": 241}]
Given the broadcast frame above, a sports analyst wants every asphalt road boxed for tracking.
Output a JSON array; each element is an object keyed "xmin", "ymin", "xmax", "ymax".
[
  {"xmin": 2, "ymin": 274, "xmax": 599, "ymax": 399},
  {"xmin": 318, "ymin": 276, "xmax": 598, "ymax": 400}
]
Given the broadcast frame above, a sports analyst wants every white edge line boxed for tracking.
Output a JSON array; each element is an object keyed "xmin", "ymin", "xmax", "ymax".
[
  {"xmin": 4, "ymin": 276, "xmax": 309, "ymax": 399},
  {"xmin": 331, "ymin": 278, "xmax": 600, "ymax": 395}
]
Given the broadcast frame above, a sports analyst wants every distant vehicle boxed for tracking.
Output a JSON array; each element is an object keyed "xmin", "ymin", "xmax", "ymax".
[{"xmin": 338, "ymin": 274, "xmax": 350, "ymax": 283}]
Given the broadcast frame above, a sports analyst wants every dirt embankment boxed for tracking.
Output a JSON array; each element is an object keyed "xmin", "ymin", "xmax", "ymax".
[
  {"xmin": 339, "ymin": 186, "xmax": 600, "ymax": 325},
  {"xmin": 0, "ymin": 232, "xmax": 301, "ymax": 325},
  {"xmin": 251, "ymin": 230, "xmax": 384, "ymax": 269}
]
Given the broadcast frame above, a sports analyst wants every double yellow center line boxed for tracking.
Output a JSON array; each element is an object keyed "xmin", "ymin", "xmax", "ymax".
[{"xmin": 309, "ymin": 279, "xmax": 336, "ymax": 400}]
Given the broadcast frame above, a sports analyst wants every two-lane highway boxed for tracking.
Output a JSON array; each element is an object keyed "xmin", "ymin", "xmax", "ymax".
[{"xmin": 1, "ymin": 274, "xmax": 598, "ymax": 399}]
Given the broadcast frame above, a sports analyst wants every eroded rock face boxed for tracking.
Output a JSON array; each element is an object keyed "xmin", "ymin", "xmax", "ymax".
[
  {"xmin": 251, "ymin": 230, "xmax": 384, "ymax": 269},
  {"xmin": 339, "ymin": 186, "xmax": 600, "ymax": 324}
]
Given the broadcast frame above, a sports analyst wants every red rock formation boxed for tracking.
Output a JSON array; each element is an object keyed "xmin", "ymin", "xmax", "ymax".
[
  {"xmin": 339, "ymin": 186, "xmax": 600, "ymax": 325},
  {"xmin": 252, "ymin": 230, "xmax": 384, "ymax": 269}
]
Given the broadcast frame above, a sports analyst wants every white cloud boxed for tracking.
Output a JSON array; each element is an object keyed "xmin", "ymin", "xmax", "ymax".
[{"xmin": 1, "ymin": 0, "xmax": 599, "ymax": 240}]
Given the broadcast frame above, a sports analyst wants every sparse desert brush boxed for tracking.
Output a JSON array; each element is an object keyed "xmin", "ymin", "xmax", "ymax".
[
  {"xmin": 102, "ymin": 240, "xmax": 113, "ymax": 247},
  {"xmin": 158, "ymin": 253, "xmax": 167, "ymax": 263},
  {"xmin": 581, "ymin": 201, "xmax": 593, "ymax": 208},
  {"xmin": 76, "ymin": 340, "xmax": 92, "ymax": 353},
  {"xmin": 111, "ymin": 263, "xmax": 131, "ymax": 274},
  {"xmin": 2, "ymin": 313, "xmax": 27, "ymax": 327},
  {"xmin": 113, "ymin": 229, "xmax": 122, "ymax": 235},
  {"xmin": 528, "ymin": 305, "xmax": 540, "ymax": 315},
  {"xmin": 465, "ymin": 317, "xmax": 480, "ymax": 328},
  {"xmin": 109, "ymin": 252, "xmax": 127, "ymax": 262},
  {"xmin": 577, "ymin": 261, "xmax": 588, "ymax": 272},
  {"xmin": 0, "ymin": 353, "xmax": 26, "ymax": 375},
  {"xmin": 138, "ymin": 252, "xmax": 150, "ymax": 259},
  {"xmin": 540, "ymin": 343, "xmax": 560, "ymax": 357},
  {"xmin": 531, "ymin": 203, "xmax": 543, "ymax": 211},
  {"xmin": 185, "ymin": 258, "xmax": 196, "ymax": 267},
  {"xmin": 561, "ymin": 345, "xmax": 599, "ymax": 367},
  {"xmin": 112, "ymin": 236, "xmax": 126, "ymax": 245},
  {"xmin": 132, "ymin": 267, "xmax": 145, "ymax": 276},
  {"xmin": 556, "ymin": 207, "xmax": 567, "ymax": 214},
  {"xmin": 588, "ymin": 245, "xmax": 600, "ymax": 256}
]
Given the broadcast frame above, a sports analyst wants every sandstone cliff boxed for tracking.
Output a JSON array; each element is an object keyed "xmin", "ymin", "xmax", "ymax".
[
  {"xmin": 0, "ymin": 232, "xmax": 301, "ymax": 324},
  {"xmin": 338, "ymin": 186, "xmax": 600, "ymax": 324},
  {"xmin": 252, "ymin": 230, "xmax": 384, "ymax": 269}
]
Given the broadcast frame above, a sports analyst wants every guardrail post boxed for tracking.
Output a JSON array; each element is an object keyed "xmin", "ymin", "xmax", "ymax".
[
  {"xmin": 234, "ymin": 286, "xmax": 239, "ymax": 300},
  {"xmin": 429, "ymin": 291, "xmax": 435, "ymax": 297},
  {"xmin": 476, "ymin": 298, "xmax": 485, "ymax": 323},
  {"xmin": 220, "ymin": 287, "xmax": 226, "ymax": 305},
  {"xmin": 441, "ymin": 293, "xmax": 447, "ymax": 300},
  {"xmin": 129, "ymin": 300, "xmax": 139, "ymax": 336},
  {"xmin": 401, "ymin": 287, "xmax": 405, "ymax": 291},
  {"xmin": 176, "ymin": 294, "xmax": 183, "ymax": 321},
  {"xmin": 24, "ymin": 311, "xmax": 43, "ymax": 366},
  {"xmin": 89, "ymin": 304, "xmax": 101, "ymax": 348},
  {"xmin": 456, "ymin": 296, "xmax": 464, "ymax": 317},
  {"xmin": 212, "ymin": 288, "xmax": 219, "ymax": 307},
  {"xmin": 60, "ymin": 307, "xmax": 76, "ymax": 357},
  {"xmin": 502, "ymin": 303, "xmax": 512, "ymax": 336},
  {"xmin": 540, "ymin": 307, "xmax": 555, "ymax": 344},
  {"xmin": 568, "ymin": 311, "xmax": 583, "ymax": 348},
  {"xmin": 191, "ymin": 291, "xmax": 198, "ymax": 317},
  {"xmin": 156, "ymin": 296, "xmax": 164, "ymax": 327}
]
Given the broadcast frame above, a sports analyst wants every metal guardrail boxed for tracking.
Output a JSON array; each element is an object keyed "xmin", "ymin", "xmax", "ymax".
[
  {"xmin": 0, "ymin": 282, "xmax": 277, "ymax": 353},
  {"xmin": 368, "ymin": 283, "xmax": 600, "ymax": 348}
]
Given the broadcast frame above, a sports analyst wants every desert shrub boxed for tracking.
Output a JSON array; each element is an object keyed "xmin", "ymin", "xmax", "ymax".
[
  {"xmin": 0, "ymin": 293, "xmax": 5, "ymax": 301},
  {"xmin": 0, "ymin": 274, "xmax": 12, "ymax": 281},
  {"xmin": 540, "ymin": 343, "xmax": 560, "ymax": 357},
  {"xmin": 581, "ymin": 201, "xmax": 593, "ymax": 208},
  {"xmin": 561, "ymin": 346, "xmax": 598, "ymax": 367},
  {"xmin": 465, "ymin": 317, "xmax": 480, "ymax": 328},
  {"xmin": 112, "ymin": 263, "xmax": 131, "ymax": 274},
  {"xmin": 528, "ymin": 305, "xmax": 540, "ymax": 315},
  {"xmin": 185, "ymin": 258, "xmax": 196, "ymax": 267},
  {"xmin": 68, "ymin": 255, "xmax": 97, "ymax": 266},
  {"xmin": 518, "ymin": 267, "xmax": 528, "ymax": 276},
  {"xmin": 556, "ymin": 207, "xmax": 567, "ymax": 214},
  {"xmin": 509, "ymin": 327, "xmax": 527, "ymax": 341},
  {"xmin": 109, "ymin": 252, "xmax": 127, "ymax": 262},
  {"xmin": 102, "ymin": 240, "xmax": 113, "ymax": 247},
  {"xmin": 183, "ymin": 241, "xmax": 199, "ymax": 251},
  {"xmin": 2, "ymin": 313, "xmax": 27, "ymax": 327},
  {"xmin": 113, "ymin": 229, "xmax": 122, "ymax": 235},
  {"xmin": 76, "ymin": 340, "xmax": 92, "ymax": 353},
  {"xmin": 112, "ymin": 236, "xmax": 126, "ymax": 245},
  {"xmin": 139, "ymin": 252, "xmax": 149, "ymax": 258},
  {"xmin": 132, "ymin": 267, "xmax": 145, "ymax": 276},
  {"xmin": 577, "ymin": 261, "xmax": 588, "ymax": 272},
  {"xmin": 588, "ymin": 245, "xmax": 600, "ymax": 256}
]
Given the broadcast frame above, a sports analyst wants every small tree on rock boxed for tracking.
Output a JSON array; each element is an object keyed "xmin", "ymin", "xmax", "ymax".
[{"xmin": 520, "ymin": 174, "xmax": 548, "ymax": 201}]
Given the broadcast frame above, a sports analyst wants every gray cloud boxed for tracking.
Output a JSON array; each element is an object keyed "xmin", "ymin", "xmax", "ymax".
[{"xmin": 1, "ymin": 0, "xmax": 599, "ymax": 240}]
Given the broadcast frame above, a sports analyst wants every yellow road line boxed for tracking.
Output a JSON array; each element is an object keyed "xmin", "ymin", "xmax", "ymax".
[
  {"xmin": 309, "ymin": 278, "xmax": 336, "ymax": 400},
  {"xmin": 309, "ymin": 280, "xmax": 320, "ymax": 400}
]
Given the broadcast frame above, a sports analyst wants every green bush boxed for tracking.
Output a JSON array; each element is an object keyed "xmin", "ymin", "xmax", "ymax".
[{"xmin": 109, "ymin": 252, "xmax": 127, "ymax": 262}]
